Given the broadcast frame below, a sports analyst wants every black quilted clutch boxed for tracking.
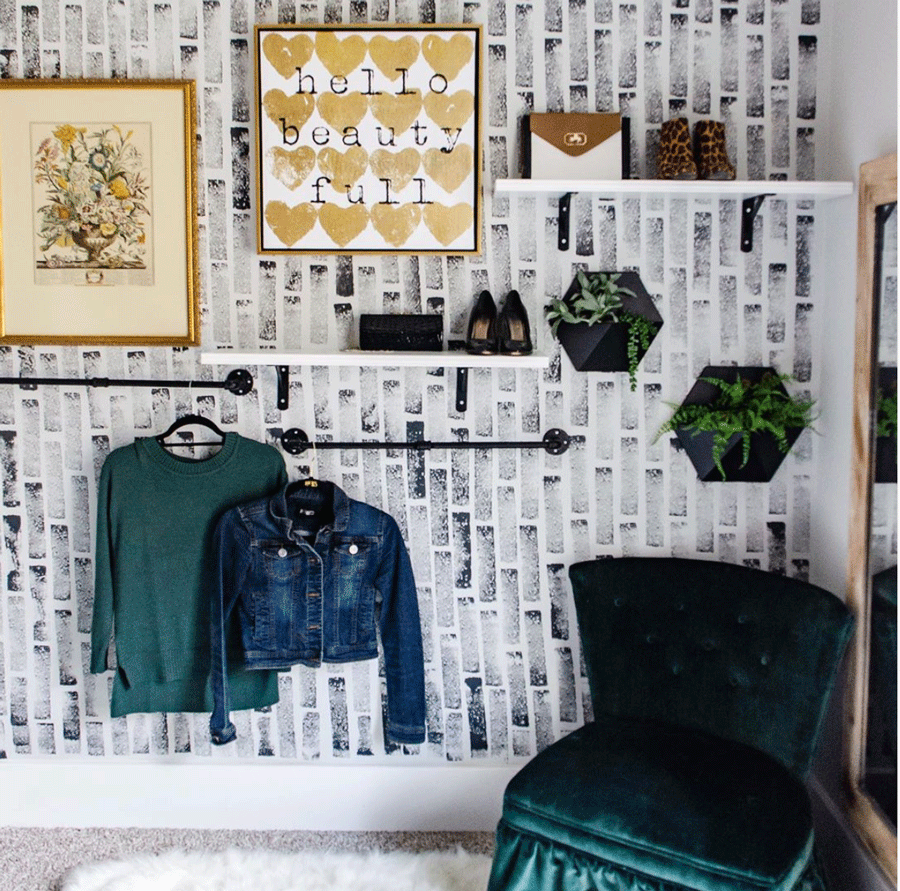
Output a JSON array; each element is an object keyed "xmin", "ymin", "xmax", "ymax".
[{"xmin": 359, "ymin": 314, "xmax": 444, "ymax": 351}]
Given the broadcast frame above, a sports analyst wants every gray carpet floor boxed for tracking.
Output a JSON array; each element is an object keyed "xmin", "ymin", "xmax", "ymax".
[{"xmin": 0, "ymin": 828, "xmax": 495, "ymax": 891}]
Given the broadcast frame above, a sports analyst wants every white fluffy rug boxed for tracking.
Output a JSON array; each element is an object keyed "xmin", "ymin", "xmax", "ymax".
[{"xmin": 61, "ymin": 847, "xmax": 493, "ymax": 891}]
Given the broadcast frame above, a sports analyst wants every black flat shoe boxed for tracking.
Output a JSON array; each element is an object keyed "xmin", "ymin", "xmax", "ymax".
[
  {"xmin": 497, "ymin": 289, "xmax": 533, "ymax": 355},
  {"xmin": 466, "ymin": 290, "xmax": 498, "ymax": 354}
]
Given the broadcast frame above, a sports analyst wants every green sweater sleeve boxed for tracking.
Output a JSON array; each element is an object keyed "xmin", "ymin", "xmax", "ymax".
[{"xmin": 90, "ymin": 454, "xmax": 115, "ymax": 673}]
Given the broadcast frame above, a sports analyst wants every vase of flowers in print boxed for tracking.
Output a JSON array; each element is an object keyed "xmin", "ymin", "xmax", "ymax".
[
  {"xmin": 33, "ymin": 123, "xmax": 149, "ymax": 271},
  {"xmin": 70, "ymin": 224, "xmax": 118, "ymax": 264}
]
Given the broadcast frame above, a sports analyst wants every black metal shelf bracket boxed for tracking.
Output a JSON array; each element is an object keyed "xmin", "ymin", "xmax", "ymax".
[
  {"xmin": 740, "ymin": 194, "xmax": 774, "ymax": 252},
  {"xmin": 270, "ymin": 361, "xmax": 501, "ymax": 414},
  {"xmin": 558, "ymin": 192, "xmax": 574, "ymax": 251},
  {"xmin": 276, "ymin": 366, "xmax": 291, "ymax": 410},
  {"xmin": 0, "ymin": 368, "xmax": 254, "ymax": 394},
  {"xmin": 455, "ymin": 367, "xmax": 469, "ymax": 412},
  {"xmin": 280, "ymin": 427, "xmax": 581, "ymax": 456}
]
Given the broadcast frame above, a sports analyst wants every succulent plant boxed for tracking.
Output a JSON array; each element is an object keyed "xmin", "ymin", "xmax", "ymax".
[
  {"xmin": 546, "ymin": 271, "xmax": 659, "ymax": 391},
  {"xmin": 545, "ymin": 271, "xmax": 636, "ymax": 334}
]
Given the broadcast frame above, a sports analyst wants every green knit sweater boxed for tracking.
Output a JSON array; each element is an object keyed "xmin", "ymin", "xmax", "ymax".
[{"xmin": 91, "ymin": 433, "xmax": 287, "ymax": 718}]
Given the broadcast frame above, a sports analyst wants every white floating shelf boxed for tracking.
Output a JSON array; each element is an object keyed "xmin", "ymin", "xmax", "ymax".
[
  {"xmin": 201, "ymin": 349, "xmax": 549, "ymax": 411},
  {"xmin": 200, "ymin": 350, "xmax": 549, "ymax": 369},
  {"xmin": 493, "ymin": 178, "xmax": 853, "ymax": 199},
  {"xmin": 494, "ymin": 178, "xmax": 852, "ymax": 251}
]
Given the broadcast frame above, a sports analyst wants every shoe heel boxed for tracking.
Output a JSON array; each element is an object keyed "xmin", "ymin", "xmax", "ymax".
[
  {"xmin": 466, "ymin": 290, "xmax": 498, "ymax": 354},
  {"xmin": 497, "ymin": 289, "xmax": 533, "ymax": 355}
]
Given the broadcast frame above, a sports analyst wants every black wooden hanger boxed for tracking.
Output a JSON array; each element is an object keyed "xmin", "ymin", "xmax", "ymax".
[
  {"xmin": 285, "ymin": 477, "xmax": 330, "ymax": 517},
  {"xmin": 156, "ymin": 413, "xmax": 226, "ymax": 449}
]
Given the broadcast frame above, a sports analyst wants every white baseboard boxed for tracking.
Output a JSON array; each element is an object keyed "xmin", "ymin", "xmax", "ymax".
[{"xmin": 1, "ymin": 762, "xmax": 519, "ymax": 831}]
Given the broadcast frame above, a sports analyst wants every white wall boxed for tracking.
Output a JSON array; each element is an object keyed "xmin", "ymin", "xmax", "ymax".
[
  {"xmin": 0, "ymin": 763, "xmax": 519, "ymax": 830},
  {"xmin": 812, "ymin": 0, "xmax": 898, "ymax": 599}
]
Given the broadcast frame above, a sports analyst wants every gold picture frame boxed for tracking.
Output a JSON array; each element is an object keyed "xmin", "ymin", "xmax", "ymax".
[
  {"xmin": 255, "ymin": 23, "xmax": 483, "ymax": 255},
  {"xmin": 0, "ymin": 79, "xmax": 200, "ymax": 346}
]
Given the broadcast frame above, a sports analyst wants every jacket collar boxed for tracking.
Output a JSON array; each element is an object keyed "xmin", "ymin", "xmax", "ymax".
[{"xmin": 269, "ymin": 480, "xmax": 351, "ymax": 538}]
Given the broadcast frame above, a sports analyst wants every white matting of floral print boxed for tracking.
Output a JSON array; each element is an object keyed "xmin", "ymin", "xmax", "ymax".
[{"xmin": 61, "ymin": 847, "xmax": 493, "ymax": 891}]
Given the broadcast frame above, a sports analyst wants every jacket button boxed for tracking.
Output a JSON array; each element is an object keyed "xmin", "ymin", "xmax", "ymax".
[
  {"xmin": 349, "ymin": 544, "xmax": 358, "ymax": 554},
  {"xmin": 278, "ymin": 548, "xmax": 287, "ymax": 557}
]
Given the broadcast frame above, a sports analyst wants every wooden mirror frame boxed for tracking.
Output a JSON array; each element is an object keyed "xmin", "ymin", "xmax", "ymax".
[{"xmin": 845, "ymin": 151, "xmax": 898, "ymax": 882}]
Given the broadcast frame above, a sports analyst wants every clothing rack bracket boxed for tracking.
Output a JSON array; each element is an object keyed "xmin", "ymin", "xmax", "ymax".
[
  {"xmin": 279, "ymin": 427, "xmax": 579, "ymax": 456},
  {"xmin": 223, "ymin": 369, "xmax": 254, "ymax": 395}
]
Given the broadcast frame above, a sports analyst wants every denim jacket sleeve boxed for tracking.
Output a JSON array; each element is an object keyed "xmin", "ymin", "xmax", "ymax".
[
  {"xmin": 209, "ymin": 508, "xmax": 250, "ymax": 744},
  {"xmin": 376, "ymin": 515, "xmax": 426, "ymax": 745}
]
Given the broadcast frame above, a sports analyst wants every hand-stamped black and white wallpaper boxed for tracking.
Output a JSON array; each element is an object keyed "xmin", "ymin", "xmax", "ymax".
[{"xmin": 0, "ymin": 0, "xmax": 827, "ymax": 761}]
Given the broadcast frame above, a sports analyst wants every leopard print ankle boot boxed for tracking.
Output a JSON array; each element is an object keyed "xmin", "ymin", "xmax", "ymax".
[
  {"xmin": 693, "ymin": 120, "xmax": 736, "ymax": 180},
  {"xmin": 657, "ymin": 118, "xmax": 697, "ymax": 179}
]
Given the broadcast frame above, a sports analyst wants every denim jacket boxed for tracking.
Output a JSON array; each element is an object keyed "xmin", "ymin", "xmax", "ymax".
[{"xmin": 210, "ymin": 480, "xmax": 426, "ymax": 747}]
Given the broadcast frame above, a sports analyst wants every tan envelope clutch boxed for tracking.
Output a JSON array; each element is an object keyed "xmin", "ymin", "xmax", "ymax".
[{"xmin": 523, "ymin": 113, "xmax": 627, "ymax": 179}]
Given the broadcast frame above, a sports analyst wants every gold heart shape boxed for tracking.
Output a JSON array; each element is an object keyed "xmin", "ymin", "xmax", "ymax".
[
  {"xmin": 421, "ymin": 33, "xmax": 474, "ymax": 81},
  {"xmin": 370, "ymin": 203, "xmax": 422, "ymax": 248},
  {"xmin": 423, "ymin": 202, "xmax": 473, "ymax": 247},
  {"xmin": 317, "ymin": 92, "xmax": 369, "ymax": 133},
  {"xmin": 423, "ymin": 90, "xmax": 474, "ymax": 131},
  {"xmin": 265, "ymin": 201, "xmax": 319, "ymax": 247},
  {"xmin": 315, "ymin": 31, "xmax": 368, "ymax": 77},
  {"xmin": 369, "ymin": 148, "xmax": 421, "ymax": 192},
  {"xmin": 263, "ymin": 89, "xmax": 316, "ymax": 131},
  {"xmin": 318, "ymin": 146, "xmax": 369, "ymax": 194},
  {"xmin": 319, "ymin": 203, "xmax": 369, "ymax": 247},
  {"xmin": 268, "ymin": 146, "xmax": 316, "ymax": 190},
  {"xmin": 370, "ymin": 91, "xmax": 422, "ymax": 135},
  {"xmin": 422, "ymin": 145, "xmax": 474, "ymax": 194},
  {"xmin": 368, "ymin": 35, "xmax": 420, "ymax": 80},
  {"xmin": 262, "ymin": 33, "xmax": 314, "ymax": 79}
]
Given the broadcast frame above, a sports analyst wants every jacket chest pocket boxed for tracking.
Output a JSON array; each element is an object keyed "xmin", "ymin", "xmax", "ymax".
[
  {"xmin": 332, "ymin": 536, "xmax": 377, "ymax": 643},
  {"xmin": 262, "ymin": 540, "xmax": 303, "ymax": 583},
  {"xmin": 332, "ymin": 536, "xmax": 376, "ymax": 579},
  {"xmin": 254, "ymin": 540, "xmax": 306, "ymax": 645}
]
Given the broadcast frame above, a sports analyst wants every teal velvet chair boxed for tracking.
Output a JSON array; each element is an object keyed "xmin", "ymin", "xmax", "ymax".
[{"xmin": 487, "ymin": 557, "xmax": 853, "ymax": 891}]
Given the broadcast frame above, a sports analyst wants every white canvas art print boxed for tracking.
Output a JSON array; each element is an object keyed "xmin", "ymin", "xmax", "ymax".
[{"xmin": 255, "ymin": 25, "xmax": 482, "ymax": 254}]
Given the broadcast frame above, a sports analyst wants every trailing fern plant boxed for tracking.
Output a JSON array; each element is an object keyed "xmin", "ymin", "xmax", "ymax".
[
  {"xmin": 655, "ymin": 372, "xmax": 817, "ymax": 480},
  {"xmin": 546, "ymin": 271, "xmax": 660, "ymax": 391},
  {"xmin": 623, "ymin": 312, "xmax": 658, "ymax": 391}
]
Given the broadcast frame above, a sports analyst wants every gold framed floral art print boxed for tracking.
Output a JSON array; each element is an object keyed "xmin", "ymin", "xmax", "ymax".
[{"xmin": 0, "ymin": 80, "xmax": 200, "ymax": 345}]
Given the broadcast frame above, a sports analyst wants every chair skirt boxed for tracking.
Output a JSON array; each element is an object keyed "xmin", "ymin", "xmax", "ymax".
[
  {"xmin": 486, "ymin": 719, "xmax": 824, "ymax": 891},
  {"xmin": 487, "ymin": 822, "xmax": 829, "ymax": 891}
]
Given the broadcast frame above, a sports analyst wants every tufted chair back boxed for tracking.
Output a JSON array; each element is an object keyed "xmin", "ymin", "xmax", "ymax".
[{"xmin": 569, "ymin": 557, "xmax": 853, "ymax": 779}]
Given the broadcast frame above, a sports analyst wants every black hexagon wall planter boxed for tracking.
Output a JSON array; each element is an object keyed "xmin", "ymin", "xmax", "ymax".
[
  {"xmin": 673, "ymin": 366, "xmax": 807, "ymax": 483},
  {"xmin": 554, "ymin": 271, "xmax": 663, "ymax": 375}
]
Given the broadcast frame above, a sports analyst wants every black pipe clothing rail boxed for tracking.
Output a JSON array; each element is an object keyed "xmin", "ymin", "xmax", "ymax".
[
  {"xmin": 0, "ymin": 368, "xmax": 254, "ymax": 395},
  {"xmin": 281, "ymin": 427, "xmax": 580, "ymax": 456}
]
